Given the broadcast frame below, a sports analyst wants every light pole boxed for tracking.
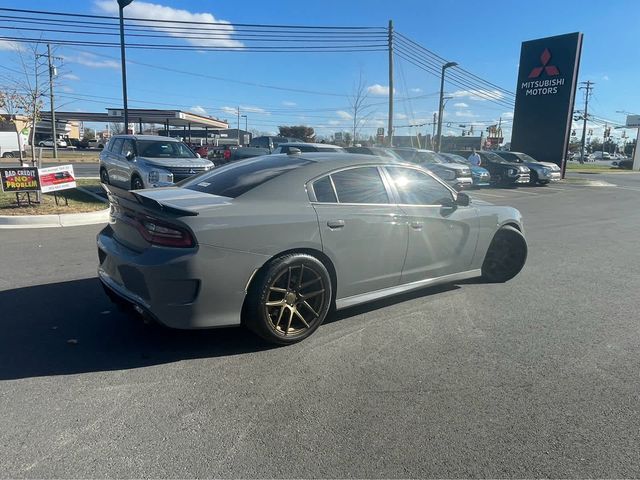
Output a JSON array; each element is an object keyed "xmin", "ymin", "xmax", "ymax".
[
  {"xmin": 241, "ymin": 114, "xmax": 247, "ymax": 145},
  {"xmin": 435, "ymin": 61, "xmax": 458, "ymax": 152},
  {"xmin": 118, "ymin": 0, "xmax": 133, "ymax": 133}
]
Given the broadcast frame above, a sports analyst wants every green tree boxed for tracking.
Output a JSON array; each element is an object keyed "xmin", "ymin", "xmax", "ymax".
[{"xmin": 278, "ymin": 125, "xmax": 315, "ymax": 142}]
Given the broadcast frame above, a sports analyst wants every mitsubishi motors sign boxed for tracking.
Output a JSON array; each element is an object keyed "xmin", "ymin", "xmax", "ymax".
[{"xmin": 511, "ymin": 32, "xmax": 583, "ymax": 175}]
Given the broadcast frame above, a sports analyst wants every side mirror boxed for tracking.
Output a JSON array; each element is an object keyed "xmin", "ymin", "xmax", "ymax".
[
  {"xmin": 456, "ymin": 192, "xmax": 470, "ymax": 206},
  {"xmin": 195, "ymin": 153, "xmax": 201, "ymax": 158},
  {"xmin": 125, "ymin": 151, "xmax": 135, "ymax": 161}
]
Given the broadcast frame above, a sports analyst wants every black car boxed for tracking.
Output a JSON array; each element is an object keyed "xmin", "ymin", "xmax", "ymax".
[
  {"xmin": 248, "ymin": 136, "xmax": 301, "ymax": 151},
  {"xmin": 447, "ymin": 150, "xmax": 530, "ymax": 187}
]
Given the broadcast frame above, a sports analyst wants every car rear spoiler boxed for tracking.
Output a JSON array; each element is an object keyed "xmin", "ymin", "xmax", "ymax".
[{"xmin": 102, "ymin": 184, "xmax": 199, "ymax": 217}]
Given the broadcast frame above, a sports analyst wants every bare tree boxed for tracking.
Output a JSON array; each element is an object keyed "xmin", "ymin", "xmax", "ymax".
[
  {"xmin": 8, "ymin": 42, "xmax": 49, "ymax": 163},
  {"xmin": 0, "ymin": 89, "xmax": 29, "ymax": 163},
  {"xmin": 348, "ymin": 71, "xmax": 374, "ymax": 145}
]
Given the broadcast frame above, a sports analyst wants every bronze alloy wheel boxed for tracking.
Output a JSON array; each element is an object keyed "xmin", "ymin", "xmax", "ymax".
[
  {"xmin": 246, "ymin": 253, "xmax": 332, "ymax": 344},
  {"xmin": 482, "ymin": 225, "xmax": 527, "ymax": 283}
]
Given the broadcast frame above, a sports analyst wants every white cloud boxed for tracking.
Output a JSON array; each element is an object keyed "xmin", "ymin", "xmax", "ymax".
[
  {"xmin": 0, "ymin": 40, "xmax": 23, "ymax": 51},
  {"xmin": 453, "ymin": 102, "xmax": 468, "ymax": 108},
  {"xmin": 451, "ymin": 89, "xmax": 504, "ymax": 101},
  {"xmin": 61, "ymin": 73, "xmax": 80, "ymax": 81},
  {"xmin": 455, "ymin": 110, "xmax": 478, "ymax": 118},
  {"xmin": 395, "ymin": 113, "xmax": 408, "ymax": 120},
  {"xmin": 240, "ymin": 105, "xmax": 269, "ymax": 114},
  {"xmin": 336, "ymin": 110, "xmax": 352, "ymax": 120},
  {"xmin": 367, "ymin": 84, "xmax": 395, "ymax": 96},
  {"xmin": 328, "ymin": 120, "xmax": 341, "ymax": 126},
  {"xmin": 60, "ymin": 86, "xmax": 74, "ymax": 93},
  {"xmin": 502, "ymin": 112, "xmax": 514, "ymax": 119},
  {"xmin": 409, "ymin": 87, "xmax": 423, "ymax": 93},
  {"xmin": 603, "ymin": 75, "xmax": 610, "ymax": 81},
  {"xmin": 189, "ymin": 105, "xmax": 208, "ymax": 115},
  {"xmin": 221, "ymin": 106, "xmax": 237, "ymax": 115},
  {"xmin": 282, "ymin": 101, "xmax": 297, "ymax": 106},
  {"xmin": 95, "ymin": 1, "xmax": 243, "ymax": 48},
  {"xmin": 63, "ymin": 52, "xmax": 120, "ymax": 69}
]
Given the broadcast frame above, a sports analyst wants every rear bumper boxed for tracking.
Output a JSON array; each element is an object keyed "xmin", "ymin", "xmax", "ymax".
[{"xmin": 97, "ymin": 226, "xmax": 266, "ymax": 329}]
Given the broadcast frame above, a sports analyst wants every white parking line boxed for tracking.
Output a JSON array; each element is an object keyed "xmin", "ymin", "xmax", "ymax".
[
  {"xmin": 506, "ymin": 189, "xmax": 539, "ymax": 195},
  {"xmin": 541, "ymin": 186, "xmax": 565, "ymax": 191}
]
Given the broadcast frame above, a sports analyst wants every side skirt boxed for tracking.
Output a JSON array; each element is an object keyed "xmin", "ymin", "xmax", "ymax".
[{"xmin": 335, "ymin": 269, "xmax": 482, "ymax": 310}]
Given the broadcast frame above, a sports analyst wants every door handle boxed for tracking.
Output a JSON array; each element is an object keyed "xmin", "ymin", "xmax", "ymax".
[
  {"xmin": 410, "ymin": 221, "xmax": 423, "ymax": 230},
  {"xmin": 327, "ymin": 219, "xmax": 345, "ymax": 229}
]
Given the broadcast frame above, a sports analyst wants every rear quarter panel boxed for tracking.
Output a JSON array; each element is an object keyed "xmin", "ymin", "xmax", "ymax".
[{"xmin": 472, "ymin": 204, "xmax": 524, "ymax": 269}]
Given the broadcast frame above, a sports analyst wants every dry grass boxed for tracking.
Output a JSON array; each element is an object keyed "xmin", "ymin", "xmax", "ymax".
[{"xmin": 0, "ymin": 180, "xmax": 106, "ymax": 216}]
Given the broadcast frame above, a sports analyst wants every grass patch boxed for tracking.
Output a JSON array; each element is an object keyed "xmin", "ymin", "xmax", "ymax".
[
  {"xmin": 0, "ymin": 179, "xmax": 106, "ymax": 216},
  {"xmin": 565, "ymin": 163, "xmax": 618, "ymax": 173}
]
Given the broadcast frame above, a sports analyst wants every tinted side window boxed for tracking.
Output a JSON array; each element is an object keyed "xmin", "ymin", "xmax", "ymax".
[
  {"xmin": 312, "ymin": 176, "xmax": 337, "ymax": 203},
  {"xmin": 330, "ymin": 167, "xmax": 389, "ymax": 204},
  {"xmin": 111, "ymin": 138, "xmax": 124, "ymax": 155},
  {"xmin": 386, "ymin": 167, "xmax": 452, "ymax": 206},
  {"xmin": 122, "ymin": 139, "xmax": 135, "ymax": 156}
]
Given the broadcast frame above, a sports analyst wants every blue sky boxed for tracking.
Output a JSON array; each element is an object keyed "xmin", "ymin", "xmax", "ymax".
[{"xmin": 1, "ymin": 0, "xmax": 638, "ymax": 142}]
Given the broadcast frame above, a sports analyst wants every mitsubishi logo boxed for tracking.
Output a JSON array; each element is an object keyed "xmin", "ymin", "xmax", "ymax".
[
  {"xmin": 528, "ymin": 48, "xmax": 560, "ymax": 78},
  {"xmin": 189, "ymin": 169, "xmax": 196, "ymax": 174}
]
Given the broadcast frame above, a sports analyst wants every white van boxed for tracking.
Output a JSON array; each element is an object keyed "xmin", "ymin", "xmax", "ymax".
[{"xmin": 0, "ymin": 131, "xmax": 25, "ymax": 158}]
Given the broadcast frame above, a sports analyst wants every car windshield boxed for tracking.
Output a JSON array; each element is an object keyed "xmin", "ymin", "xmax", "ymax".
[
  {"xmin": 437, "ymin": 153, "xmax": 464, "ymax": 164},
  {"xmin": 517, "ymin": 153, "xmax": 539, "ymax": 163},
  {"xmin": 481, "ymin": 151, "xmax": 508, "ymax": 163},
  {"xmin": 137, "ymin": 140, "xmax": 196, "ymax": 158},
  {"xmin": 414, "ymin": 151, "xmax": 442, "ymax": 164}
]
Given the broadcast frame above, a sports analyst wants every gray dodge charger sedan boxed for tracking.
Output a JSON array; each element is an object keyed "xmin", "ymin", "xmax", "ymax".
[{"xmin": 98, "ymin": 152, "xmax": 527, "ymax": 344}]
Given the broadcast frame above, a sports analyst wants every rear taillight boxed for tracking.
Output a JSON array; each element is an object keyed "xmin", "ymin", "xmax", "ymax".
[{"xmin": 136, "ymin": 217, "xmax": 195, "ymax": 248}]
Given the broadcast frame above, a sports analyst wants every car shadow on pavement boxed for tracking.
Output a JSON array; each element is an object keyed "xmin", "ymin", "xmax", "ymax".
[
  {"xmin": 0, "ymin": 278, "xmax": 274, "ymax": 381},
  {"xmin": 0, "ymin": 278, "xmax": 469, "ymax": 381}
]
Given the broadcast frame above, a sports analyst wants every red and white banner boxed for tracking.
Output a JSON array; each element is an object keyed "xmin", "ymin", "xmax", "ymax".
[{"xmin": 38, "ymin": 165, "xmax": 76, "ymax": 193}]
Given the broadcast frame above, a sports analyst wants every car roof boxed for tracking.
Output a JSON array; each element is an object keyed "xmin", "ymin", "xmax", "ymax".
[
  {"xmin": 392, "ymin": 147, "xmax": 436, "ymax": 153},
  {"xmin": 280, "ymin": 142, "xmax": 343, "ymax": 149},
  {"xmin": 112, "ymin": 134, "xmax": 180, "ymax": 142}
]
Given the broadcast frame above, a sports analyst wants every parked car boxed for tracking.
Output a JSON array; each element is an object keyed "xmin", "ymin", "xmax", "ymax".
[
  {"xmin": 392, "ymin": 147, "xmax": 473, "ymax": 190},
  {"xmin": 88, "ymin": 139, "xmax": 107, "ymax": 149},
  {"xmin": 249, "ymin": 136, "xmax": 302, "ymax": 151},
  {"xmin": 588, "ymin": 151, "xmax": 611, "ymax": 161},
  {"xmin": 494, "ymin": 151, "xmax": 561, "ymax": 185},
  {"xmin": 37, "ymin": 138, "xmax": 67, "ymax": 148},
  {"xmin": 99, "ymin": 135, "xmax": 214, "ymax": 190},
  {"xmin": 345, "ymin": 146, "xmax": 404, "ymax": 160},
  {"xmin": 271, "ymin": 142, "xmax": 344, "ymax": 154},
  {"xmin": 98, "ymin": 152, "xmax": 527, "ymax": 344},
  {"xmin": 448, "ymin": 150, "xmax": 530, "ymax": 187},
  {"xmin": 612, "ymin": 158, "xmax": 633, "ymax": 169},
  {"xmin": 437, "ymin": 152, "xmax": 491, "ymax": 188}
]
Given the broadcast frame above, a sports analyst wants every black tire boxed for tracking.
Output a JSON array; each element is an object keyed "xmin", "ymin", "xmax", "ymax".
[
  {"xmin": 131, "ymin": 175, "xmax": 144, "ymax": 190},
  {"xmin": 100, "ymin": 168, "xmax": 110, "ymax": 185},
  {"xmin": 38, "ymin": 142, "xmax": 45, "ymax": 147},
  {"xmin": 2, "ymin": 152, "xmax": 14, "ymax": 158},
  {"xmin": 529, "ymin": 170, "xmax": 539, "ymax": 186},
  {"xmin": 244, "ymin": 253, "xmax": 332, "ymax": 345},
  {"xmin": 481, "ymin": 226, "xmax": 527, "ymax": 283}
]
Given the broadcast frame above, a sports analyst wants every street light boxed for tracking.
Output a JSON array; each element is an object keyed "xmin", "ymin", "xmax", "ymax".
[
  {"xmin": 435, "ymin": 61, "xmax": 458, "ymax": 152},
  {"xmin": 241, "ymin": 114, "xmax": 248, "ymax": 145},
  {"xmin": 118, "ymin": 0, "xmax": 133, "ymax": 133}
]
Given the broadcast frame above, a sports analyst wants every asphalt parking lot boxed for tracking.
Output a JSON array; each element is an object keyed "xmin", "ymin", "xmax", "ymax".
[{"xmin": 1, "ymin": 173, "xmax": 639, "ymax": 478}]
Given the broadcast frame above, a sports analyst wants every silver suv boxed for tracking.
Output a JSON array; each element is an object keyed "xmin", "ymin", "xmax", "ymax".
[{"xmin": 99, "ymin": 135, "xmax": 214, "ymax": 190}]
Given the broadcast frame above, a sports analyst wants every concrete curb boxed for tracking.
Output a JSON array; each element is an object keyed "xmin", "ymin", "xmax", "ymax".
[{"xmin": 0, "ymin": 207, "xmax": 110, "ymax": 229}]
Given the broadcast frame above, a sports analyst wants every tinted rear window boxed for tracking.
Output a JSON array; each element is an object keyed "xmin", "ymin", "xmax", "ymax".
[{"xmin": 181, "ymin": 156, "xmax": 312, "ymax": 198}]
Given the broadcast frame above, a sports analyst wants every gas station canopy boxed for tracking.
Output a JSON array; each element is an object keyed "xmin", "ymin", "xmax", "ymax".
[{"xmin": 41, "ymin": 108, "xmax": 229, "ymax": 130}]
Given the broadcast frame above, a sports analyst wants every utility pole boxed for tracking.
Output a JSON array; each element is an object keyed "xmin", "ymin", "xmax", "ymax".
[
  {"xmin": 118, "ymin": 0, "xmax": 133, "ymax": 133},
  {"xmin": 236, "ymin": 106, "xmax": 240, "ymax": 145},
  {"xmin": 578, "ymin": 81, "xmax": 593, "ymax": 164},
  {"xmin": 432, "ymin": 112, "xmax": 436, "ymax": 147},
  {"xmin": 387, "ymin": 19, "xmax": 394, "ymax": 147},
  {"xmin": 435, "ymin": 61, "xmax": 458, "ymax": 152},
  {"xmin": 46, "ymin": 44, "xmax": 58, "ymax": 159}
]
